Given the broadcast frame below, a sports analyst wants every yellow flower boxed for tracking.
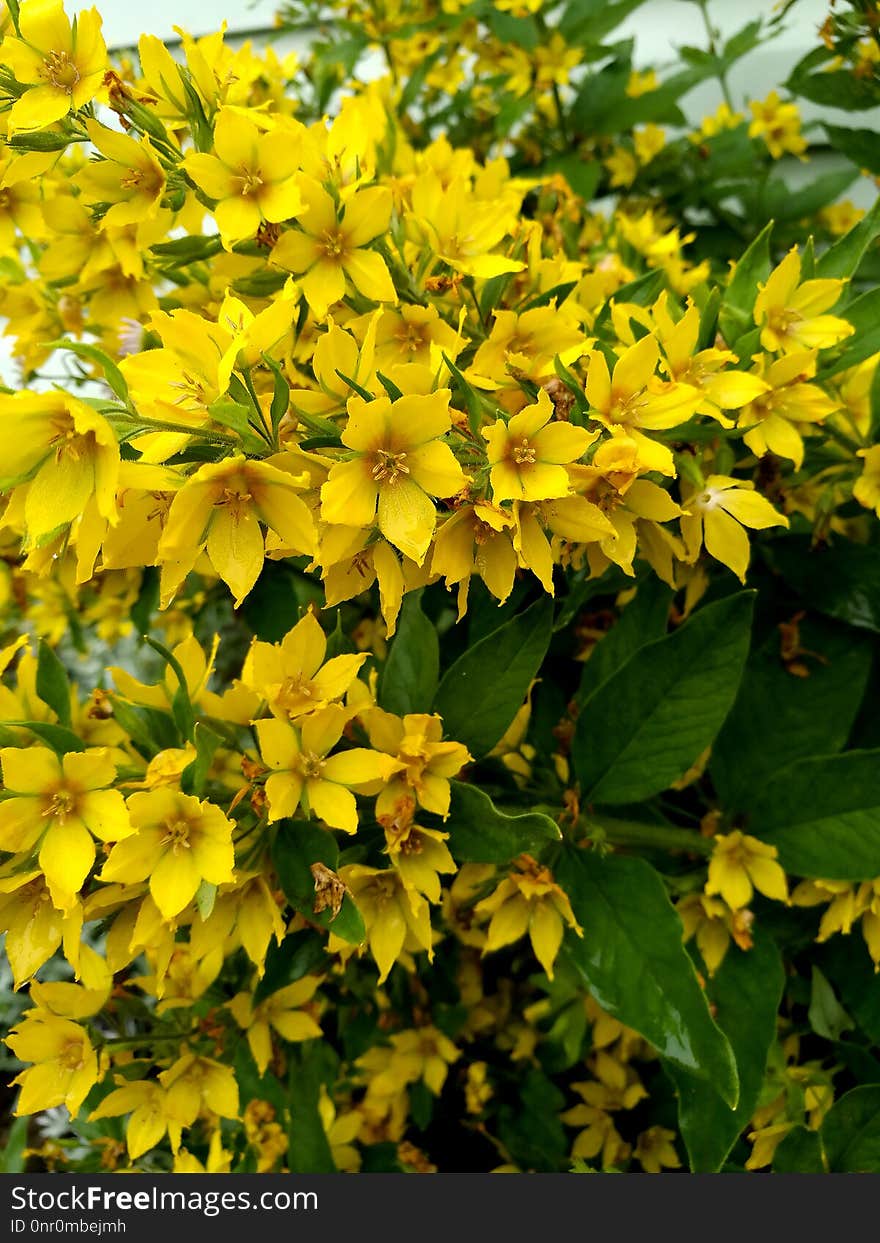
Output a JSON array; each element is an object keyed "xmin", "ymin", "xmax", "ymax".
[
  {"xmin": 678, "ymin": 892, "xmax": 754, "ymax": 976},
  {"xmin": 271, "ymin": 175, "xmax": 395, "ymax": 316},
  {"xmin": 7, "ymin": 1011, "xmax": 98, "ymax": 1118},
  {"xmin": 89, "ymin": 1079, "xmax": 191, "ymax": 1158},
  {"xmin": 0, "ymin": 746, "xmax": 131, "ymax": 911},
  {"xmin": 256, "ymin": 705, "xmax": 397, "ymax": 832},
  {"xmin": 585, "ymin": 335, "xmax": 703, "ymax": 476},
  {"xmin": 364, "ymin": 708, "xmax": 471, "ymax": 819},
  {"xmin": 99, "ymin": 788, "xmax": 235, "ymax": 920},
  {"xmin": 431, "ymin": 501, "xmax": 518, "ymax": 618},
  {"xmin": 158, "ymin": 1054, "xmax": 240, "ymax": 1126},
  {"xmin": 680, "ymin": 474, "xmax": 788, "ymax": 582},
  {"xmin": 754, "ymin": 247, "xmax": 853, "ymax": 355},
  {"xmin": 705, "ymin": 830, "xmax": 789, "ymax": 910},
  {"xmin": 320, "ymin": 390, "xmax": 467, "ymax": 564},
  {"xmin": 318, "ymin": 1088, "xmax": 363, "ymax": 1172},
  {"xmin": 634, "ymin": 1126, "xmax": 682, "ymax": 1173},
  {"xmin": 0, "ymin": 867, "xmax": 81, "ymax": 987},
  {"xmin": 745, "ymin": 1122, "xmax": 793, "ymax": 1170},
  {"xmin": 3, "ymin": 0, "xmax": 107, "ymax": 133},
  {"xmin": 76, "ymin": 120, "xmax": 166, "ymax": 230},
  {"xmin": 474, "ymin": 853, "xmax": 583, "ymax": 978},
  {"xmin": 0, "ymin": 391, "xmax": 119, "ymax": 544},
  {"xmin": 854, "ymin": 446, "xmax": 880, "ymax": 517},
  {"xmin": 338, "ymin": 863, "xmax": 434, "ymax": 983},
  {"xmin": 173, "ymin": 1131, "xmax": 232, "ymax": 1173},
  {"xmin": 748, "ymin": 91, "xmax": 807, "ymax": 159},
  {"xmin": 229, "ymin": 978, "xmax": 323, "ymax": 1073},
  {"xmin": 736, "ymin": 351, "xmax": 839, "ymax": 468},
  {"xmin": 379, "ymin": 796, "xmax": 457, "ymax": 903},
  {"xmin": 483, "ymin": 389, "xmax": 595, "ymax": 503},
  {"xmin": 157, "ymin": 456, "xmax": 317, "ymax": 608},
  {"xmin": 634, "ymin": 124, "xmax": 666, "ymax": 166},
  {"xmin": 242, "ymin": 609, "xmax": 366, "ymax": 722},
  {"xmin": 184, "ymin": 109, "xmax": 304, "ymax": 248}
]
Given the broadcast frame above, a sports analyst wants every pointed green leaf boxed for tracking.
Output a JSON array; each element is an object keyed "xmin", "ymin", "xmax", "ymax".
[
  {"xmin": 557, "ymin": 847, "xmax": 739, "ymax": 1105},
  {"xmin": 446, "ymin": 781, "xmax": 561, "ymax": 864},
  {"xmin": 378, "ymin": 589, "xmax": 439, "ymax": 716},
  {"xmin": 434, "ymin": 596, "xmax": 553, "ymax": 757},
  {"xmin": 573, "ymin": 593, "xmax": 754, "ymax": 804},
  {"xmin": 667, "ymin": 931, "xmax": 784, "ymax": 1171},
  {"xmin": 748, "ymin": 750, "xmax": 880, "ymax": 880},
  {"xmin": 35, "ymin": 640, "xmax": 72, "ymax": 729}
]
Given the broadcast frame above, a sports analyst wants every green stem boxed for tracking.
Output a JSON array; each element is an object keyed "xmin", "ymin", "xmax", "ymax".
[
  {"xmin": 582, "ymin": 815, "xmax": 714, "ymax": 857},
  {"xmin": 96, "ymin": 1031, "xmax": 194, "ymax": 1050},
  {"xmin": 697, "ymin": 0, "xmax": 735, "ymax": 111}
]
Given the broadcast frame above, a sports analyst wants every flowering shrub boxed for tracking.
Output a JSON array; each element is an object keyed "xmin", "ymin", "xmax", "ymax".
[{"xmin": 1, "ymin": 0, "xmax": 880, "ymax": 1176}]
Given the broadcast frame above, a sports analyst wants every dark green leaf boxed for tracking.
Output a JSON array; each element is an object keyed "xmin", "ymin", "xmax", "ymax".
[
  {"xmin": 446, "ymin": 781, "xmax": 560, "ymax": 864},
  {"xmin": 434, "ymin": 595, "xmax": 553, "ymax": 757},
  {"xmin": 557, "ymin": 848, "xmax": 738, "ymax": 1104},
  {"xmin": 711, "ymin": 614, "xmax": 872, "ymax": 812},
  {"xmin": 667, "ymin": 930, "xmax": 784, "ymax": 1171},
  {"xmin": 577, "ymin": 576, "xmax": 671, "ymax": 704},
  {"xmin": 272, "ymin": 820, "xmax": 365, "ymax": 944},
  {"xmin": 253, "ymin": 930, "xmax": 327, "ymax": 1007},
  {"xmin": 378, "ymin": 589, "xmax": 439, "ymax": 715},
  {"xmin": 789, "ymin": 69, "xmax": 878, "ymax": 111},
  {"xmin": 0, "ymin": 1116, "xmax": 29, "ymax": 1173},
  {"xmin": 719, "ymin": 221, "xmax": 773, "ymax": 346},
  {"xmin": 36, "ymin": 640, "xmax": 72, "ymax": 728},
  {"xmin": 824, "ymin": 124, "xmax": 880, "ymax": 177},
  {"xmin": 819, "ymin": 937, "xmax": 880, "ymax": 1046},
  {"xmin": 822, "ymin": 1086, "xmax": 880, "ymax": 1172},
  {"xmin": 748, "ymin": 750, "xmax": 880, "ymax": 880},
  {"xmin": 764, "ymin": 535, "xmax": 880, "ymax": 632},
  {"xmin": 287, "ymin": 1045, "xmax": 337, "ymax": 1173},
  {"xmin": 772, "ymin": 1126, "xmax": 826, "ymax": 1173},
  {"xmin": 818, "ymin": 286, "xmax": 880, "ymax": 378},
  {"xmin": 817, "ymin": 196, "xmax": 880, "ymax": 280},
  {"xmin": 48, "ymin": 339, "xmax": 129, "ymax": 404},
  {"xmin": 573, "ymin": 593, "xmax": 754, "ymax": 804}
]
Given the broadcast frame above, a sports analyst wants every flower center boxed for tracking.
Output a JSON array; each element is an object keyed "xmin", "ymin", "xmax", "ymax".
[
  {"xmin": 237, "ymin": 167, "xmax": 264, "ymax": 197},
  {"xmin": 299, "ymin": 751, "xmax": 326, "ymax": 779},
  {"xmin": 59, "ymin": 1038, "xmax": 86, "ymax": 1071},
  {"xmin": 43, "ymin": 788, "xmax": 77, "ymax": 823},
  {"xmin": 162, "ymin": 818, "xmax": 192, "ymax": 851},
  {"xmin": 43, "ymin": 51, "xmax": 80, "ymax": 91},
  {"xmin": 512, "ymin": 437, "xmax": 537, "ymax": 465},
  {"xmin": 371, "ymin": 449, "xmax": 409, "ymax": 484},
  {"xmin": 321, "ymin": 229, "xmax": 345, "ymax": 259},
  {"xmin": 218, "ymin": 487, "xmax": 252, "ymax": 521}
]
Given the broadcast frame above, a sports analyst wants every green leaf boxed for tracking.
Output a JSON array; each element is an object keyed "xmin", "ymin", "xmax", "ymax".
[
  {"xmin": 433, "ymin": 595, "xmax": 553, "ymax": 757},
  {"xmin": 789, "ymin": 69, "xmax": 878, "ymax": 111},
  {"xmin": 748, "ymin": 750, "xmax": 880, "ymax": 880},
  {"xmin": 48, "ymin": 339, "xmax": 129, "ymax": 404},
  {"xmin": 760, "ymin": 170, "xmax": 858, "ymax": 225},
  {"xmin": 818, "ymin": 286, "xmax": 880, "ymax": 378},
  {"xmin": 710, "ymin": 614, "xmax": 872, "ymax": 812},
  {"xmin": 0, "ymin": 720, "xmax": 85, "ymax": 754},
  {"xmin": 107, "ymin": 696, "xmax": 179, "ymax": 755},
  {"xmin": 808, "ymin": 966, "xmax": 853, "ymax": 1041},
  {"xmin": 378, "ymin": 589, "xmax": 439, "ymax": 715},
  {"xmin": 180, "ymin": 723, "xmax": 223, "ymax": 797},
  {"xmin": 818, "ymin": 937, "xmax": 880, "ymax": 1045},
  {"xmin": 35, "ymin": 639, "xmax": 72, "ymax": 728},
  {"xmin": 253, "ymin": 930, "xmax": 327, "ymax": 1007},
  {"xmin": 764, "ymin": 535, "xmax": 880, "ymax": 632},
  {"xmin": 823, "ymin": 124, "xmax": 880, "ymax": 177},
  {"xmin": 143, "ymin": 636, "xmax": 195, "ymax": 742},
  {"xmin": 442, "ymin": 351, "xmax": 486, "ymax": 437},
  {"xmin": 573, "ymin": 592, "xmax": 754, "ymax": 805},
  {"xmin": 816, "ymin": 196, "xmax": 880, "ymax": 280},
  {"xmin": 577, "ymin": 576, "xmax": 671, "ymax": 704},
  {"xmin": 772, "ymin": 1126, "xmax": 826, "ymax": 1173},
  {"xmin": 821, "ymin": 1086, "xmax": 880, "ymax": 1172},
  {"xmin": 0, "ymin": 1116, "xmax": 29, "ymax": 1173},
  {"xmin": 272, "ymin": 820, "xmax": 365, "ymax": 944},
  {"xmin": 446, "ymin": 781, "xmax": 560, "ymax": 864},
  {"xmin": 287, "ymin": 1045, "xmax": 337, "ymax": 1173},
  {"xmin": 557, "ymin": 847, "xmax": 738, "ymax": 1104},
  {"xmin": 718, "ymin": 221, "xmax": 773, "ymax": 346},
  {"xmin": 667, "ymin": 930, "xmax": 784, "ymax": 1171}
]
